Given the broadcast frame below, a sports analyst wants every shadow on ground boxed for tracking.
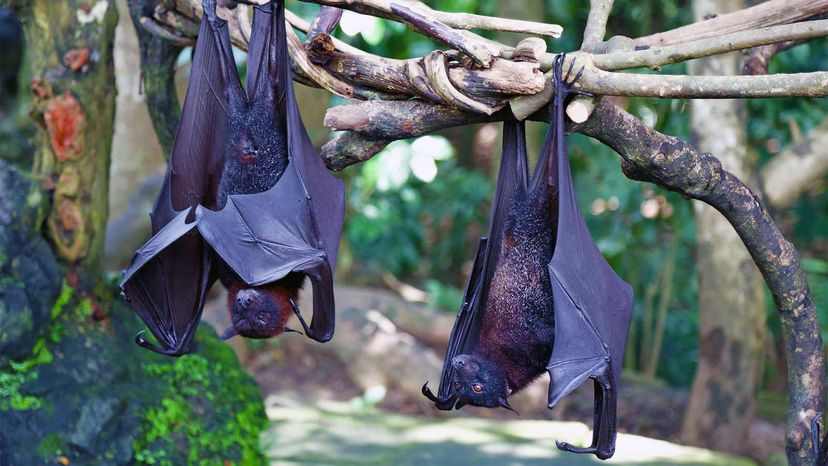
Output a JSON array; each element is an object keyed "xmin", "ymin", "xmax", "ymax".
[{"xmin": 261, "ymin": 395, "xmax": 755, "ymax": 466}]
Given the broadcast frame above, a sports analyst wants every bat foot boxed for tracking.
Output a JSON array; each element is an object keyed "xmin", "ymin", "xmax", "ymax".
[
  {"xmin": 555, "ymin": 441, "xmax": 613, "ymax": 460},
  {"xmin": 554, "ymin": 54, "xmax": 590, "ymax": 98}
]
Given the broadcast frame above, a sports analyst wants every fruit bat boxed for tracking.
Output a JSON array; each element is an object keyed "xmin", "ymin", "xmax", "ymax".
[
  {"xmin": 120, "ymin": 0, "xmax": 344, "ymax": 356},
  {"xmin": 422, "ymin": 56, "xmax": 633, "ymax": 460}
]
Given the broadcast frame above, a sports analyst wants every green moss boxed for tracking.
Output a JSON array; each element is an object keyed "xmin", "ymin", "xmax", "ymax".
[
  {"xmin": 0, "ymin": 339, "xmax": 53, "ymax": 411},
  {"xmin": 50, "ymin": 280, "xmax": 73, "ymax": 319},
  {"xmin": 36, "ymin": 433, "xmax": 65, "ymax": 457},
  {"xmin": 133, "ymin": 329, "xmax": 267, "ymax": 466}
]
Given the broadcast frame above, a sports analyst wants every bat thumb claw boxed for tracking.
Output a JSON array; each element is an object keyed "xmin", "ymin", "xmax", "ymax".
[{"xmin": 219, "ymin": 326, "xmax": 239, "ymax": 341}]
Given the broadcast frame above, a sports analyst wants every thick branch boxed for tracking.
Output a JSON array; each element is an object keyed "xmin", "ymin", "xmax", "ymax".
[
  {"xmin": 634, "ymin": 0, "xmax": 828, "ymax": 47},
  {"xmin": 761, "ymin": 117, "xmax": 828, "ymax": 209},
  {"xmin": 576, "ymin": 99, "xmax": 824, "ymax": 465},
  {"xmin": 594, "ymin": 20, "xmax": 828, "ymax": 71}
]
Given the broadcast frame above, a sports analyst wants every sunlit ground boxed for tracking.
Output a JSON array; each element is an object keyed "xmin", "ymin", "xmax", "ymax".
[{"xmin": 260, "ymin": 395, "xmax": 755, "ymax": 466}]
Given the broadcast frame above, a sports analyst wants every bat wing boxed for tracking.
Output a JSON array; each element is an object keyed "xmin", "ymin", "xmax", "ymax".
[
  {"xmin": 425, "ymin": 122, "xmax": 529, "ymax": 405},
  {"xmin": 546, "ymin": 56, "xmax": 633, "ymax": 459},
  {"xmin": 120, "ymin": 10, "xmax": 238, "ymax": 356},
  {"xmin": 197, "ymin": 1, "xmax": 345, "ymax": 343}
]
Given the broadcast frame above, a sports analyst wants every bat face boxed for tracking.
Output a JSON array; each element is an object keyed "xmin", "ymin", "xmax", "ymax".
[
  {"xmin": 450, "ymin": 355, "xmax": 513, "ymax": 411},
  {"xmin": 228, "ymin": 288, "xmax": 288, "ymax": 339}
]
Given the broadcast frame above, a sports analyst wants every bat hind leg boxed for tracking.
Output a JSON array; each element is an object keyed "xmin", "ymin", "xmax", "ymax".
[{"xmin": 555, "ymin": 364, "xmax": 618, "ymax": 460}]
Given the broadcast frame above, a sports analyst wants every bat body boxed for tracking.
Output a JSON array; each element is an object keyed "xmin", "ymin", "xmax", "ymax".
[
  {"xmin": 121, "ymin": 0, "xmax": 344, "ymax": 355},
  {"xmin": 423, "ymin": 56, "xmax": 633, "ymax": 460},
  {"xmin": 450, "ymin": 179, "xmax": 556, "ymax": 412}
]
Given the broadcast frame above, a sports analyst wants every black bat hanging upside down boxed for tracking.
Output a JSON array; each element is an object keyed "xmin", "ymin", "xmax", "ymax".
[
  {"xmin": 423, "ymin": 56, "xmax": 633, "ymax": 460},
  {"xmin": 120, "ymin": 0, "xmax": 345, "ymax": 355}
]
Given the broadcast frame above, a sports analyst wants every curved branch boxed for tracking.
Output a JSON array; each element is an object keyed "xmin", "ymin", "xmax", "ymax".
[
  {"xmin": 304, "ymin": 6, "xmax": 342, "ymax": 64},
  {"xmin": 575, "ymin": 100, "xmax": 824, "ymax": 465}
]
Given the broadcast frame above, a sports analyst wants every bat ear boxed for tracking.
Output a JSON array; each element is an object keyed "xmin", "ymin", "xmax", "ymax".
[
  {"xmin": 499, "ymin": 398, "xmax": 519, "ymax": 415},
  {"xmin": 219, "ymin": 326, "xmax": 239, "ymax": 341}
]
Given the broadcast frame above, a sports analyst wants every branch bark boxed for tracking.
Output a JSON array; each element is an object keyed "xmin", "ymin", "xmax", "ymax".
[
  {"xmin": 576, "ymin": 99, "xmax": 824, "ymax": 465},
  {"xmin": 581, "ymin": 0, "xmax": 615, "ymax": 50}
]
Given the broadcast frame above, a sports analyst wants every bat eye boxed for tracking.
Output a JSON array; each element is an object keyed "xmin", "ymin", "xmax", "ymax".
[
  {"xmin": 472, "ymin": 384, "xmax": 483, "ymax": 393},
  {"xmin": 454, "ymin": 382, "xmax": 461, "ymax": 390}
]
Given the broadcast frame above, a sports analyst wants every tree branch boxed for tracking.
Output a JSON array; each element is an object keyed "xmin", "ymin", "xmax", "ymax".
[
  {"xmin": 299, "ymin": 0, "xmax": 563, "ymax": 38},
  {"xmin": 594, "ymin": 20, "xmax": 828, "ymax": 71},
  {"xmin": 304, "ymin": 6, "xmax": 342, "ymax": 64},
  {"xmin": 761, "ymin": 117, "xmax": 828, "ymax": 209},
  {"xmin": 633, "ymin": 0, "xmax": 828, "ymax": 47},
  {"xmin": 575, "ymin": 100, "xmax": 824, "ymax": 465},
  {"xmin": 581, "ymin": 0, "xmax": 615, "ymax": 50},
  {"xmin": 743, "ymin": 40, "xmax": 805, "ymax": 76}
]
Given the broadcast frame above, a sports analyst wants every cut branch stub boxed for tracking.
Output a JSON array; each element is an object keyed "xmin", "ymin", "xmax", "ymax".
[{"xmin": 305, "ymin": 6, "xmax": 342, "ymax": 64}]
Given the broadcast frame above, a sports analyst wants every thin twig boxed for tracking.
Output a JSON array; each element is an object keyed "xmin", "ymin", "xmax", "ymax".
[{"xmin": 743, "ymin": 40, "xmax": 805, "ymax": 75}]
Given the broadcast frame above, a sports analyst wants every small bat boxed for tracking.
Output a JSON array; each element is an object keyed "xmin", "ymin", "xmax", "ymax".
[
  {"xmin": 422, "ymin": 55, "xmax": 633, "ymax": 460},
  {"xmin": 120, "ymin": 0, "xmax": 344, "ymax": 356}
]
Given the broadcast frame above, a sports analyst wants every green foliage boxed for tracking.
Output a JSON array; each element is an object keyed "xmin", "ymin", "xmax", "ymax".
[
  {"xmin": 133, "ymin": 331, "xmax": 267, "ymax": 466},
  {"xmin": 346, "ymin": 136, "xmax": 492, "ymax": 290}
]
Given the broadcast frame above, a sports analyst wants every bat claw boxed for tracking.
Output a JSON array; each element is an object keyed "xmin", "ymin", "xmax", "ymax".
[
  {"xmin": 283, "ymin": 327, "xmax": 304, "ymax": 335},
  {"xmin": 134, "ymin": 330, "xmax": 188, "ymax": 357},
  {"xmin": 289, "ymin": 298, "xmax": 314, "ymax": 338}
]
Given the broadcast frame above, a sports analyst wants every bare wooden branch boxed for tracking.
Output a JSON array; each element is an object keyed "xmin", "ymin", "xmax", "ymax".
[
  {"xmin": 300, "ymin": 0, "xmax": 563, "ymax": 37},
  {"xmin": 743, "ymin": 40, "xmax": 805, "ymax": 76},
  {"xmin": 761, "ymin": 117, "xmax": 828, "ymax": 209},
  {"xmin": 391, "ymin": 2, "xmax": 495, "ymax": 68},
  {"xmin": 324, "ymin": 99, "xmax": 497, "ymax": 140},
  {"xmin": 633, "ymin": 0, "xmax": 828, "ymax": 47},
  {"xmin": 322, "ymin": 132, "xmax": 393, "ymax": 171},
  {"xmin": 594, "ymin": 20, "xmax": 828, "ymax": 71},
  {"xmin": 305, "ymin": 6, "xmax": 342, "ymax": 64},
  {"xmin": 581, "ymin": 0, "xmax": 615, "ymax": 50},
  {"xmin": 576, "ymin": 99, "xmax": 824, "ymax": 466},
  {"xmin": 579, "ymin": 66, "xmax": 828, "ymax": 98}
]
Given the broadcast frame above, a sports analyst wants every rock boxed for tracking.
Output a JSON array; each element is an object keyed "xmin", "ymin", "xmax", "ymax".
[
  {"xmin": 0, "ymin": 295, "xmax": 268, "ymax": 466},
  {"xmin": 0, "ymin": 161, "xmax": 62, "ymax": 363}
]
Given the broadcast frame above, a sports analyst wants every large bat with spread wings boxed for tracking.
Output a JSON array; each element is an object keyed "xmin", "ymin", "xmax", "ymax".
[
  {"xmin": 121, "ymin": 0, "xmax": 344, "ymax": 356},
  {"xmin": 422, "ymin": 56, "xmax": 633, "ymax": 460}
]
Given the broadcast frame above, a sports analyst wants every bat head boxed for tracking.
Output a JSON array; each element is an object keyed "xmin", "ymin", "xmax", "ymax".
[
  {"xmin": 449, "ymin": 354, "xmax": 516, "ymax": 413},
  {"xmin": 223, "ymin": 287, "xmax": 287, "ymax": 340}
]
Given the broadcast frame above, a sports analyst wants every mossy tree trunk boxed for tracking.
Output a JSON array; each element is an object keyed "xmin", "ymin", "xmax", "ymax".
[
  {"xmin": 21, "ymin": 0, "xmax": 118, "ymax": 275},
  {"xmin": 680, "ymin": 0, "xmax": 768, "ymax": 454}
]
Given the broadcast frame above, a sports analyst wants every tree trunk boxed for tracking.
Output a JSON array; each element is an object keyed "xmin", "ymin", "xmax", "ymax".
[{"xmin": 681, "ymin": 0, "xmax": 767, "ymax": 454}]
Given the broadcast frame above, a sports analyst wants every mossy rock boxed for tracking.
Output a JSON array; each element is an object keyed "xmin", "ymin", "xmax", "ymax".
[
  {"xmin": 1, "ymin": 161, "xmax": 267, "ymax": 465},
  {"xmin": 0, "ymin": 294, "xmax": 268, "ymax": 466}
]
